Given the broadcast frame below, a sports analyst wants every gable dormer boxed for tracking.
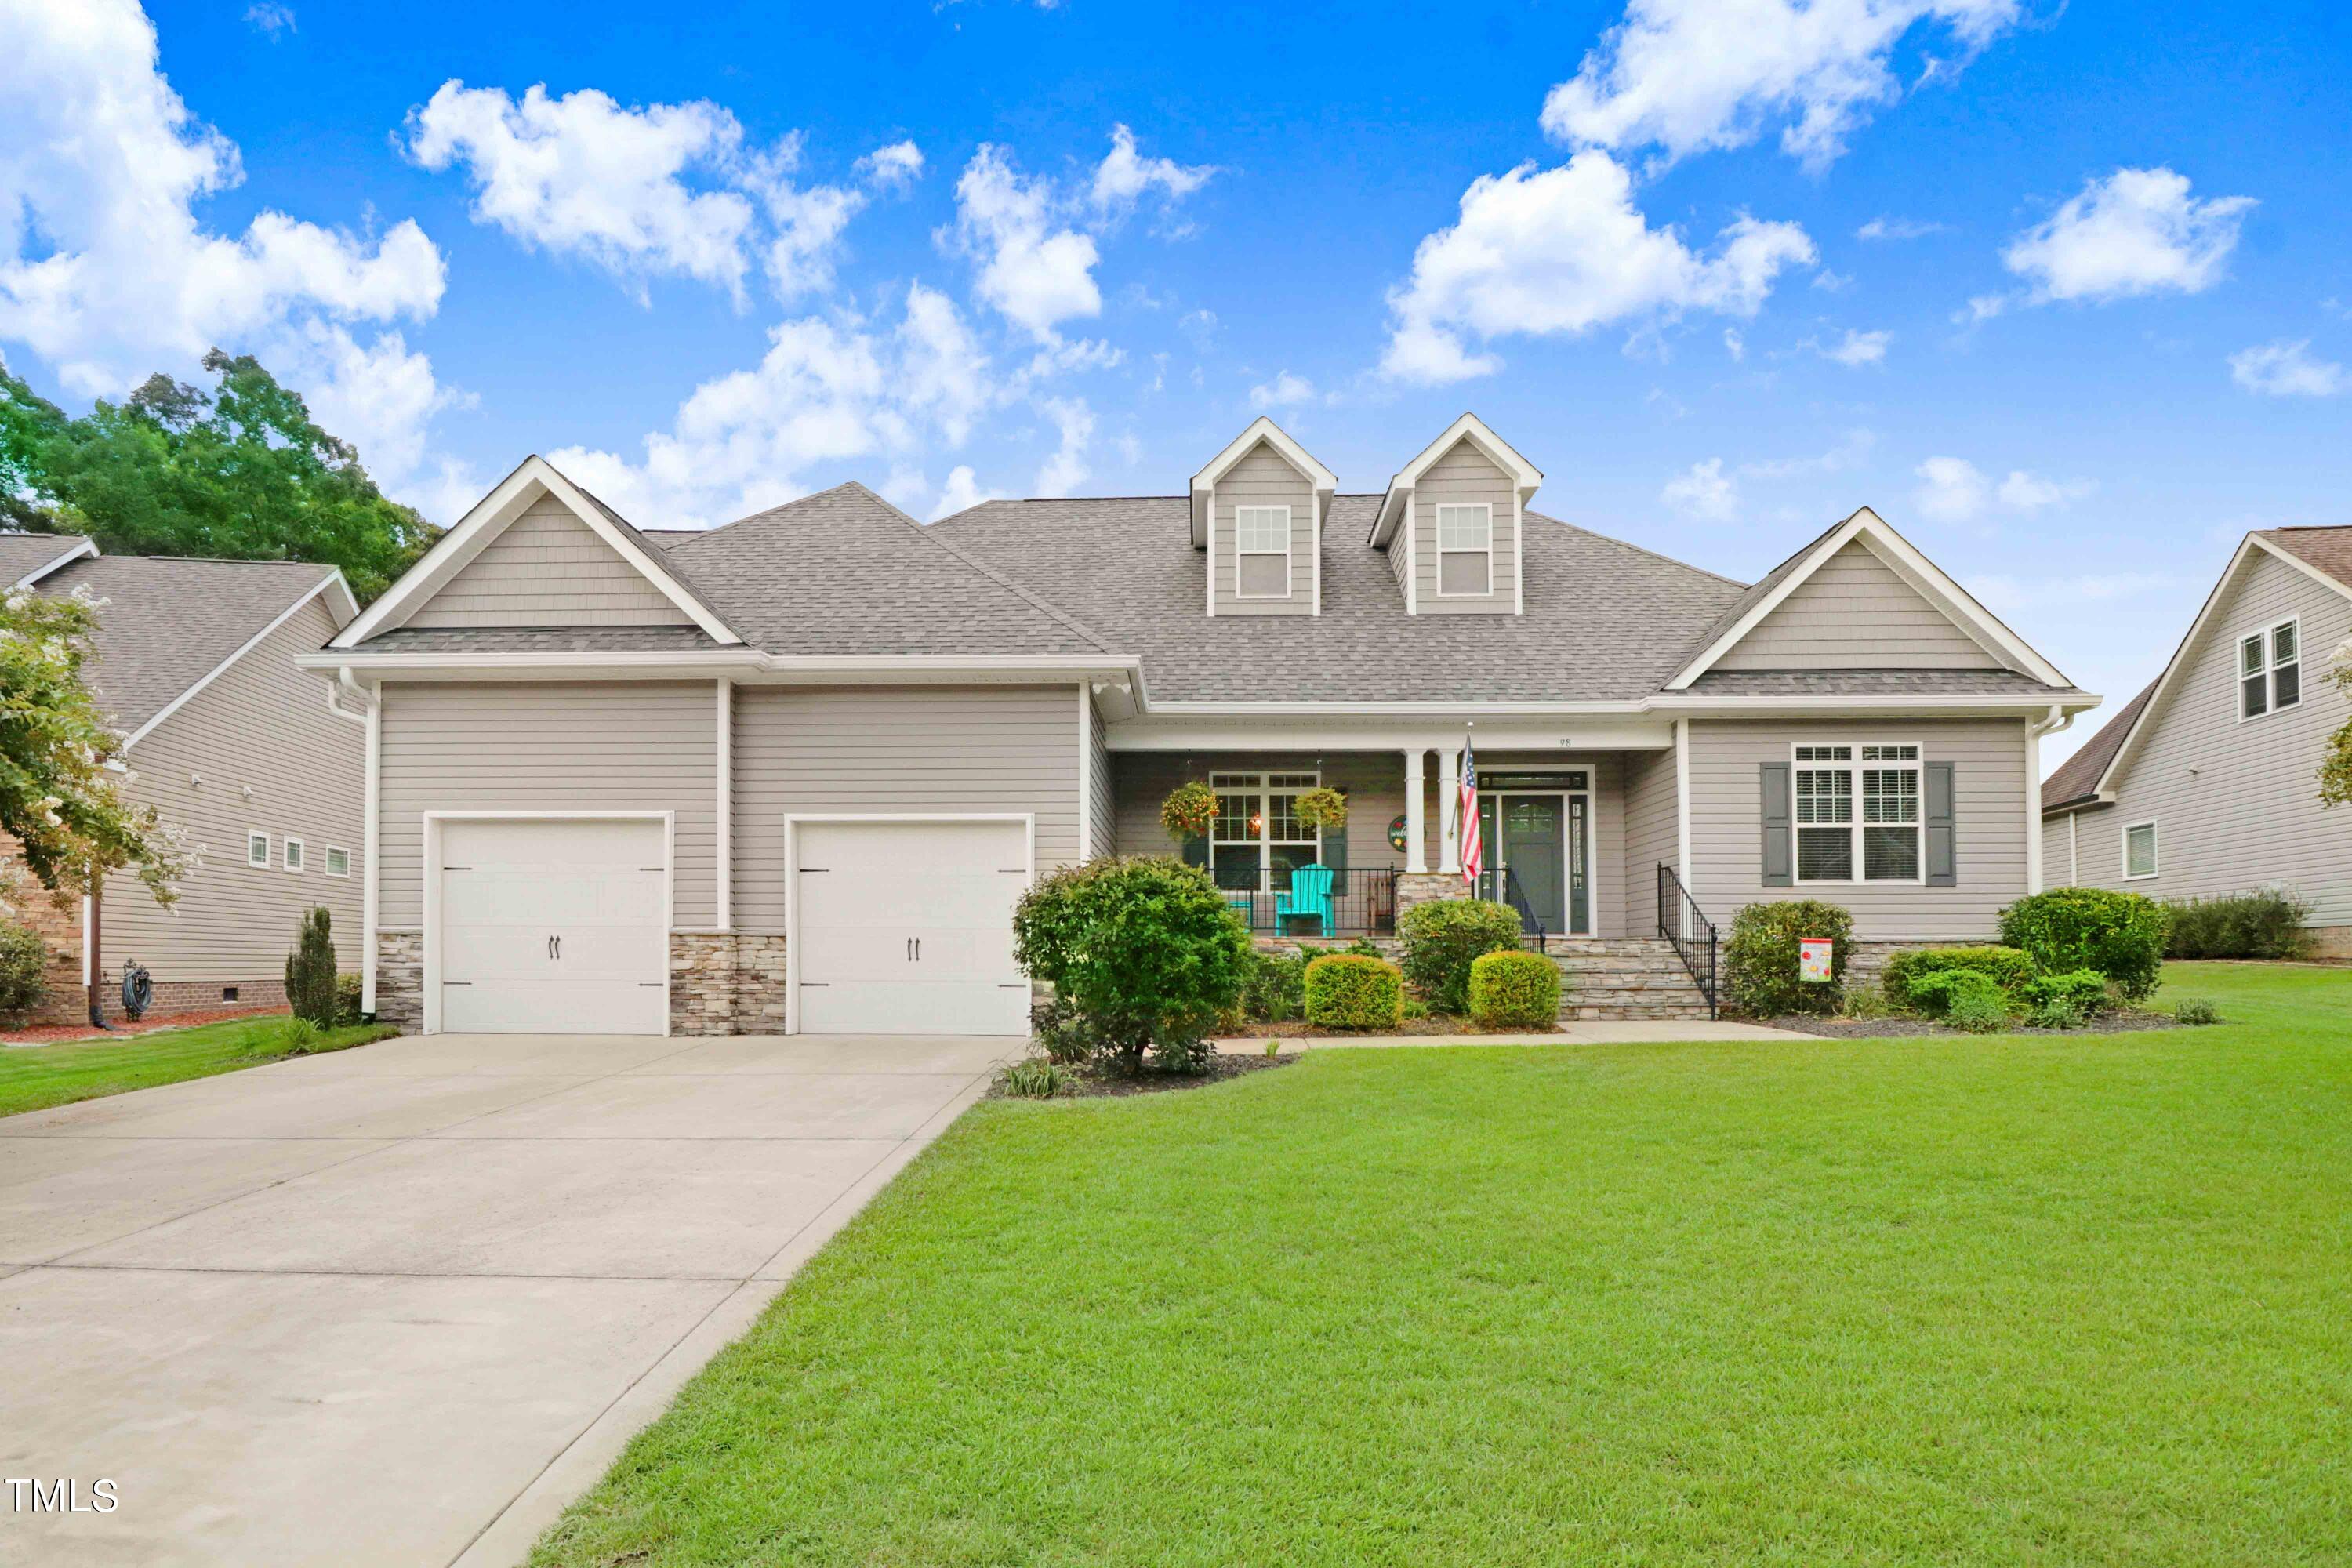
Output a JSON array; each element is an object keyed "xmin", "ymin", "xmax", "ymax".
[
  {"xmin": 1190, "ymin": 417, "xmax": 1337, "ymax": 618},
  {"xmin": 1367, "ymin": 414, "xmax": 1542, "ymax": 616}
]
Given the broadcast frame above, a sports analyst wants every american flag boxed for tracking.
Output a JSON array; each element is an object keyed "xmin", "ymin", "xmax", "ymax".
[{"xmin": 1458, "ymin": 733, "xmax": 1481, "ymax": 889}]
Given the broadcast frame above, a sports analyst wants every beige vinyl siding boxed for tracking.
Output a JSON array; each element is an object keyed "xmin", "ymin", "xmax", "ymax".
[
  {"xmin": 377, "ymin": 682, "xmax": 718, "ymax": 930},
  {"xmin": 1685, "ymin": 718, "xmax": 2029, "ymax": 940},
  {"xmin": 1210, "ymin": 441, "xmax": 1315, "ymax": 616},
  {"xmin": 2042, "ymin": 813, "xmax": 2081, "ymax": 887},
  {"xmin": 1621, "ymin": 739, "xmax": 1679, "ymax": 935},
  {"xmin": 1413, "ymin": 438, "xmax": 1516, "ymax": 615},
  {"xmin": 2070, "ymin": 550, "xmax": 2352, "ymax": 924},
  {"xmin": 1085, "ymin": 692, "xmax": 1114, "ymax": 858},
  {"xmin": 405, "ymin": 499, "xmax": 691, "ymax": 630},
  {"xmin": 103, "ymin": 597, "xmax": 364, "ymax": 983},
  {"xmin": 733, "ymin": 685, "xmax": 1080, "ymax": 929},
  {"xmin": 1715, "ymin": 539, "xmax": 2003, "ymax": 670},
  {"xmin": 1386, "ymin": 528, "xmax": 1410, "ymax": 601}
]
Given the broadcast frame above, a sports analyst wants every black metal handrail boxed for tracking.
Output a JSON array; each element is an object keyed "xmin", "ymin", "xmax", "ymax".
[
  {"xmin": 1657, "ymin": 862, "xmax": 1718, "ymax": 1018},
  {"xmin": 1212, "ymin": 864, "xmax": 1399, "ymax": 935},
  {"xmin": 1472, "ymin": 865, "xmax": 1548, "ymax": 953}
]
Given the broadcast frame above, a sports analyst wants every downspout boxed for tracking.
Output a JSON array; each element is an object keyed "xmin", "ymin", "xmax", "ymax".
[
  {"xmin": 2025, "ymin": 703, "xmax": 2072, "ymax": 895},
  {"xmin": 323, "ymin": 667, "xmax": 377, "ymax": 1014}
]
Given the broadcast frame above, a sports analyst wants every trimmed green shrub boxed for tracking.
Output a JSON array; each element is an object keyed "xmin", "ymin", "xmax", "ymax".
[
  {"xmin": 1397, "ymin": 898, "xmax": 1523, "ymax": 1013},
  {"xmin": 1946, "ymin": 985, "xmax": 2013, "ymax": 1034},
  {"xmin": 0, "ymin": 918, "xmax": 49, "ymax": 1025},
  {"xmin": 1304, "ymin": 954, "xmax": 1403, "ymax": 1030},
  {"xmin": 335, "ymin": 972, "xmax": 366, "ymax": 1026},
  {"xmin": 1240, "ymin": 947, "xmax": 1308, "ymax": 1023},
  {"xmin": 2024, "ymin": 968, "xmax": 2110, "ymax": 1014},
  {"xmin": 2163, "ymin": 888, "xmax": 2313, "ymax": 960},
  {"xmin": 1014, "ymin": 856, "xmax": 1251, "ymax": 1073},
  {"xmin": 2172, "ymin": 997, "xmax": 2222, "ymax": 1025},
  {"xmin": 1722, "ymin": 898, "xmax": 1853, "ymax": 1017},
  {"xmin": 1998, "ymin": 888, "xmax": 2169, "ymax": 1000},
  {"xmin": 284, "ymin": 906, "xmax": 338, "ymax": 1028},
  {"xmin": 1467, "ymin": 950, "xmax": 1563, "ymax": 1030},
  {"xmin": 1882, "ymin": 945, "xmax": 2037, "ymax": 1004},
  {"xmin": 1906, "ymin": 968, "xmax": 2009, "ymax": 1020}
]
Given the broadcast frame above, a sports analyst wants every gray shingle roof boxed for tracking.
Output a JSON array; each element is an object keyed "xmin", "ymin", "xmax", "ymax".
[
  {"xmin": 354, "ymin": 626, "xmax": 726, "ymax": 654},
  {"xmin": 0, "ymin": 532, "xmax": 92, "ymax": 586},
  {"xmin": 1684, "ymin": 669, "xmax": 2068, "ymax": 696},
  {"xmin": 2042, "ymin": 679, "xmax": 2156, "ymax": 812},
  {"xmin": 928, "ymin": 495, "xmax": 1750, "ymax": 702},
  {"xmin": 30, "ymin": 555, "xmax": 343, "ymax": 731}
]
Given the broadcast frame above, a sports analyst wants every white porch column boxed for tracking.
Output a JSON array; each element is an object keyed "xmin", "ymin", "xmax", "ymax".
[
  {"xmin": 1439, "ymin": 746, "xmax": 1462, "ymax": 874},
  {"xmin": 1403, "ymin": 748, "xmax": 1427, "ymax": 873}
]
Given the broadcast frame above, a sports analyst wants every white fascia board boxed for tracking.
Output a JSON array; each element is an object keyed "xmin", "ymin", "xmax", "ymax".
[
  {"xmin": 297, "ymin": 648, "xmax": 1145, "ymax": 685},
  {"xmin": 331, "ymin": 456, "xmax": 742, "ymax": 648},
  {"xmin": 10, "ymin": 535, "xmax": 99, "ymax": 590},
  {"xmin": 122, "ymin": 575, "xmax": 350, "ymax": 750},
  {"xmin": 1646, "ymin": 692, "xmax": 2102, "ymax": 717},
  {"xmin": 1190, "ymin": 418, "xmax": 1338, "ymax": 547},
  {"xmin": 1369, "ymin": 413, "xmax": 1544, "ymax": 547},
  {"xmin": 1108, "ymin": 718, "xmax": 1675, "ymax": 752}
]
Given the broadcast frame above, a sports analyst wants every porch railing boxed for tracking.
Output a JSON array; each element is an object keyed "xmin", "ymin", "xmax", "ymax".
[
  {"xmin": 1472, "ymin": 865, "xmax": 1548, "ymax": 953},
  {"xmin": 1657, "ymin": 862, "xmax": 1719, "ymax": 1019},
  {"xmin": 1212, "ymin": 865, "xmax": 1398, "ymax": 937}
]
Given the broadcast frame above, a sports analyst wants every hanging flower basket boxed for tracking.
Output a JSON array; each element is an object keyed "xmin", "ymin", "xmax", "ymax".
[
  {"xmin": 1160, "ymin": 780, "xmax": 1218, "ymax": 842},
  {"xmin": 1294, "ymin": 786, "xmax": 1349, "ymax": 833}
]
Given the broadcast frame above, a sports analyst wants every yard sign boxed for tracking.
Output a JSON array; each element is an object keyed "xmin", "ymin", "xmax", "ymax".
[{"xmin": 1798, "ymin": 938, "xmax": 1835, "ymax": 983}]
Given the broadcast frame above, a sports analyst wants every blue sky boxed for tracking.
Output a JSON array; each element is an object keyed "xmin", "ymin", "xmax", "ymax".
[{"xmin": 5, "ymin": 0, "xmax": 2350, "ymax": 769}]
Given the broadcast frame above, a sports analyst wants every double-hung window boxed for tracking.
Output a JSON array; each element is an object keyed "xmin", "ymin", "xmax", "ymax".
[
  {"xmin": 1234, "ymin": 505, "xmax": 1290, "ymax": 599},
  {"xmin": 1793, "ymin": 742, "xmax": 1922, "ymax": 884},
  {"xmin": 2238, "ymin": 619, "xmax": 2299, "ymax": 719},
  {"xmin": 1208, "ymin": 771, "xmax": 1321, "ymax": 890},
  {"xmin": 1436, "ymin": 503, "xmax": 1493, "ymax": 596}
]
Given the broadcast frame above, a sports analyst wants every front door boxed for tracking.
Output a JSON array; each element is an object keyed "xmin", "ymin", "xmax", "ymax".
[{"xmin": 1501, "ymin": 798, "xmax": 1567, "ymax": 934}]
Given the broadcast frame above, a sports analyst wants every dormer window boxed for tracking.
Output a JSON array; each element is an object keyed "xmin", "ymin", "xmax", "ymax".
[
  {"xmin": 1436, "ymin": 504, "xmax": 1493, "ymax": 597},
  {"xmin": 1235, "ymin": 506, "xmax": 1292, "ymax": 599}
]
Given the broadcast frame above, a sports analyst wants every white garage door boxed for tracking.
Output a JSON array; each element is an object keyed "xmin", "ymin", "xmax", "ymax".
[
  {"xmin": 794, "ymin": 818, "xmax": 1030, "ymax": 1035},
  {"xmin": 436, "ymin": 818, "xmax": 668, "ymax": 1035}
]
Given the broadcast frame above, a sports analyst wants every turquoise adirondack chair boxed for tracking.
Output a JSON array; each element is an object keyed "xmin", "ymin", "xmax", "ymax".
[{"xmin": 1277, "ymin": 864, "xmax": 1335, "ymax": 937}]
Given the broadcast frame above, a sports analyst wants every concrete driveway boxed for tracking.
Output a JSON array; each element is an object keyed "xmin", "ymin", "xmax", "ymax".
[{"xmin": 0, "ymin": 1031, "xmax": 1011, "ymax": 1567}]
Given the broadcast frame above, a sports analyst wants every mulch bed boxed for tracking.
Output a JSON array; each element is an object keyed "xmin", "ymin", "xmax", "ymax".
[
  {"xmin": 0, "ymin": 1005, "xmax": 287, "ymax": 1047},
  {"xmin": 989, "ymin": 1052, "xmax": 1300, "ymax": 1101},
  {"xmin": 1768, "ymin": 1009, "xmax": 2193, "ymax": 1038}
]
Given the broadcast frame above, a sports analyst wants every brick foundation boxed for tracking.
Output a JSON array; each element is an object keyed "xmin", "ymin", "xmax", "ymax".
[
  {"xmin": 670, "ymin": 931, "xmax": 789, "ymax": 1036},
  {"xmin": 375, "ymin": 931, "xmax": 423, "ymax": 1031},
  {"xmin": 2307, "ymin": 925, "xmax": 2352, "ymax": 963}
]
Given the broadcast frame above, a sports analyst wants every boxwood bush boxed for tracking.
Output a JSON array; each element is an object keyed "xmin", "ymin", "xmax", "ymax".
[
  {"xmin": 1467, "ymin": 950, "xmax": 1563, "ymax": 1029},
  {"xmin": 1998, "ymin": 887, "xmax": 2169, "ymax": 1000},
  {"xmin": 1397, "ymin": 898, "xmax": 1523, "ymax": 1013},
  {"xmin": 2162, "ymin": 888, "xmax": 2312, "ymax": 960},
  {"xmin": 1013, "ymin": 856, "xmax": 1251, "ymax": 1072},
  {"xmin": 1304, "ymin": 954, "xmax": 1403, "ymax": 1030},
  {"xmin": 1882, "ymin": 945, "xmax": 2036, "ymax": 1005},
  {"xmin": 1722, "ymin": 898, "xmax": 1853, "ymax": 1017},
  {"xmin": 0, "ymin": 918, "xmax": 49, "ymax": 1025},
  {"xmin": 1906, "ymin": 968, "xmax": 2009, "ymax": 1020}
]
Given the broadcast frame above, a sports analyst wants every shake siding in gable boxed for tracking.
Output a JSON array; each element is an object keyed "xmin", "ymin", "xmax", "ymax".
[
  {"xmin": 1210, "ymin": 442, "xmax": 1315, "ymax": 615},
  {"xmin": 731, "ymin": 686, "xmax": 1081, "ymax": 929},
  {"xmin": 1413, "ymin": 439, "xmax": 1516, "ymax": 614},
  {"xmin": 1715, "ymin": 540, "xmax": 2002, "ymax": 671},
  {"xmin": 103, "ymin": 597, "xmax": 364, "ymax": 982},
  {"xmin": 405, "ymin": 499, "xmax": 690, "ymax": 629},
  {"xmin": 376, "ymin": 682, "xmax": 718, "ymax": 930},
  {"xmin": 2075, "ymin": 549, "xmax": 2352, "ymax": 924},
  {"xmin": 1686, "ymin": 718, "xmax": 2028, "ymax": 939},
  {"xmin": 1621, "ymin": 740, "xmax": 1679, "ymax": 935}
]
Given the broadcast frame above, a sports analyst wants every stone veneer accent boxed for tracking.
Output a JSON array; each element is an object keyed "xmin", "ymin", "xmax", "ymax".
[
  {"xmin": 670, "ymin": 931, "xmax": 789, "ymax": 1036},
  {"xmin": 374, "ymin": 931, "xmax": 423, "ymax": 1031},
  {"xmin": 1394, "ymin": 872, "xmax": 1468, "ymax": 920}
]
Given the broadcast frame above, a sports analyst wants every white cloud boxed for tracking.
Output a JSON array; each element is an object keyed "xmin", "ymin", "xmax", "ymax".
[
  {"xmin": 1247, "ymin": 371, "xmax": 1316, "ymax": 411},
  {"xmin": 856, "ymin": 140, "xmax": 924, "ymax": 191},
  {"xmin": 1541, "ymin": 0, "xmax": 2022, "ymax": 170},
  {"xmin": 2229, "ymin": 339, "xmax": 2346, "ymax": 397},
  {"xmin": 1741, "ymin": 427, "xmax": 1876, "ymax": 480},
  {"xmin": 1033, "ymin": 396, "xmax": 1093, "ymax": 497},
  {"xmin": 0, "ymin": 0, "xmax": 445, "ymax": 397},
  {"xmin": 928, "ymin": 463, "xmax": 1005, "ymax": 521},
  {"xmin": 750, "ymin": 154, "xmax": 865, "ymax": 303},
  {"xmin": 1857, "ymin": 215, "xmax": 1946, "ymax": 241},
  {"xmin": 1912, "ymin": 455, "xmax": 1990, "ymax": 521},
  {"xmin": 949, "ymin": 144, "xmax": 1102, "ymax": 342},
  {"xmin": 1999, "ymin": 166, "xmax": 2254, "ymax": 307},
  {"xmin": 1381, "ymin": 151, "xmax": 1815, "ymax": 383},
  {"xmin": 1662, "ymin": 457, "xmax": 1738, "ymax": 521},
  {"xmin": 245, "ymin": 3, "xmax": 295, "ymax": 35},
  {"xmin": 1723, "ymin": 327, "xmax": 1745, "ymax": 361},
  {"xmin": 895, "ymin": 281, "xmax": 996, "ymax": 445},
  {"xmin": 1996, "ymin": 469, "xmax": 2092, "ymax": 510},
  {"xmin": 1817, "ymin": 327, "xmax": 1890, "ymax": 365},
  {"xmin": 1091, "ymin": 124, "xmax": 1216, "ymax": 220}
]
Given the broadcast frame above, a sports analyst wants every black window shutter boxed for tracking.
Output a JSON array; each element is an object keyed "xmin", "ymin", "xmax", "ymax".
[
  {"xmin": 1760, "ymin": 763, "xmax": 1793, "ymax": 887},
  {"xmin": 1181, "ymin": 833, "xmax": 1208, "ymax": 870},
  {"xmin": 1925, "ymin": 762, "xmax": 1957, "ymax": 887},
  {"xmin": 1322, "ymin": 820, "xmax": 1348, "ymax": 872}
]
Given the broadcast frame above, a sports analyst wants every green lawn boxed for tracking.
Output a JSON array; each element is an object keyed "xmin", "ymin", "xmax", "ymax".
[
  {"xmin": 0, "ymin": 1014, "xmax": 397, "ymax": 1119},
  {"xmin": 534, "ymin": 963, "xmax": 2352, "ymax": 1567}
]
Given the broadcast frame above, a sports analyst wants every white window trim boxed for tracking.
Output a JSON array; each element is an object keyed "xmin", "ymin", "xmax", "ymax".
[
  {"xmin": 2235, "ymin": 615, "xmax": 2301, "ymax": 722},
  {"xmin": 1232, "ymin": 504, "xmax": 1293, "ymax": 601},
  {"xmin": 246, "ymin": 830, "xmax": 270, "ymax": 869},
  {"xmin": 1433, "ymin": 502, "xmax": 1494, "ymax": 598},
  {"xmin": 324, "ymin": 845, "xmax": 351, "ymax": 879},
  {"xmin": 2122, "ymin": 819, "xmax": 2160, "ymax": 881},
  {"xmin": 1208, "ymin": 771, "xmax": 1323, "ymax": 887},
  {"xmin": 283, "ymin": 836, "xmax": 307, "ymax": 873},
  {"xmin": 1789, "ymin": 740, "xmax": 1927, "ymax": 887}
]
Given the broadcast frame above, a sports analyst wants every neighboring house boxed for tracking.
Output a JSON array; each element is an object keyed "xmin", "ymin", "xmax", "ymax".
[
  {"xmin": 304, "ymin": 414, "xmax": 2096, "ymax": 1037},
  {"xmin": 2042, "ymin": 526, "xmax": 2352, "ymax": 956},
  {"xmin": 1, "ymin": 534, "xmax": 364, "ymax": 1025}
]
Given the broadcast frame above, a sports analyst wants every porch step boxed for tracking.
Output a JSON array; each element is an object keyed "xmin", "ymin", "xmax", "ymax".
[{"xmin": 1548, "ymin": 938, "xmax": 1715, "ymax": 1021}]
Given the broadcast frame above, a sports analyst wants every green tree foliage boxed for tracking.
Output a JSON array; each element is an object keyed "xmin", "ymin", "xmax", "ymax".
[
  {"xmin": 2321, "ymin": 659, "xmax": 2352, "ymax": 809},
  {"xmin": 1, "ymin": 350, "xmax": 434, "ymax": 601},
  {"xmin": 285, "ymin": 906, "xmax": 339, "ymax": 1028},
  {"xmin": 0, "ymin": 586, "xmax": 189, "ymax": 906}
]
